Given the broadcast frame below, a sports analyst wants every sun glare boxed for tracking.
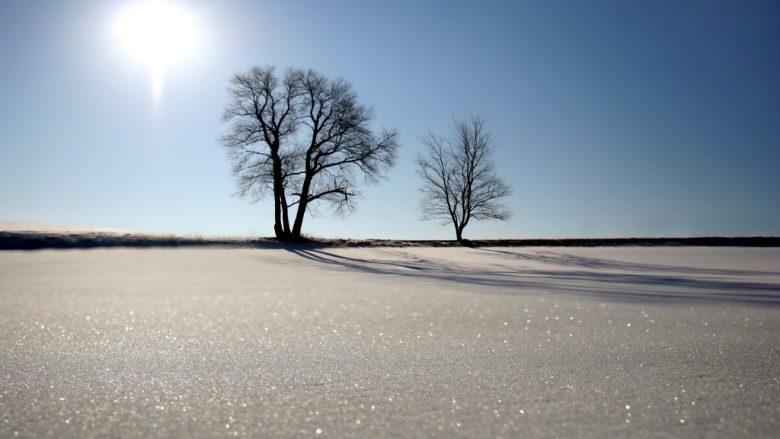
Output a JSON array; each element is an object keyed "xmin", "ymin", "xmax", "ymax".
[{"xmin": 114, "ymin": 0, "xmax": 197, "ymax": 104}]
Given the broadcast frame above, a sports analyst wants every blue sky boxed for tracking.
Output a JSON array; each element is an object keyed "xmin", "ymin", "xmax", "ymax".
[{"xmin": 1, "ymin": 0, "xmax": 778, "ymax": 238}]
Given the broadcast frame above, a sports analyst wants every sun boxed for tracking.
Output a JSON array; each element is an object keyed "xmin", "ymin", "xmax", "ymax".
[{"xmin": 114, "ymin": 0, "xmax": 197, "ymax": 102}]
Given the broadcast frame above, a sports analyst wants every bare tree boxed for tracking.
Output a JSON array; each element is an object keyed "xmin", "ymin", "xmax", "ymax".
[
  {"xmin": 417, "ymin": 116, "xmax": 511, "ymax": 242},
  {"xmin": 221, "ymin": 66, "xmax": 399, "ymax": 240}
]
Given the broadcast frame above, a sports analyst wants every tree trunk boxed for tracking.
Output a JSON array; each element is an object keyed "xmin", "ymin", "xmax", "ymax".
[
  {"xmin": 455, "ymin": 221, "xmax": 469, "ymax": 243},
  {"xmin": 279, "ymin": 191, "xmax": 291, "ymax": 236},
  {"xmin": 291, "ymin": 201, "xmax": 307, "ymax": 239},
  {"xmin": 291, "ymin": 179, "xmax": 312, "ymax": 239},
  {"xmin": 273, "ymin": 193, "xmax": 284, "ymax": 239},
  {"xmin": 271, "ymin": 150, "xmax": 289, "ymax": 240}
]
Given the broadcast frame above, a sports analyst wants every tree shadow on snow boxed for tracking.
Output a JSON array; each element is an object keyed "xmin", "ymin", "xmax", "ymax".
[{"xmin": 286, "ymin": 248, "xmax": 780, "ymax": 307}]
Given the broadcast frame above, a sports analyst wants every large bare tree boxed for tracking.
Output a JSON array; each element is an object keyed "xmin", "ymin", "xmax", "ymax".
[
  {"xmin": 417, "ymin": 116, "xmax": 511, "ymax": 242},
  {"xmin": 221, "ymin": 67, "xmax": 298, "ymax": 238},
  {"xmin": 221, "ymin": 66, "xmax": 399, "ymax": 240}
]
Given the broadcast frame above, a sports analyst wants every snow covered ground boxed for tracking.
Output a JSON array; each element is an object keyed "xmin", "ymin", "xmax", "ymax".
[{"xmin": 0, "ymin": 246, "xmax": 778, "ymax": 437}]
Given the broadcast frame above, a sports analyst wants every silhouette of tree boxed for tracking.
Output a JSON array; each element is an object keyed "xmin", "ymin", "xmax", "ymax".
[
  {"xmin": 417, "ymin": 116, "xmax": 511, "ymax": 242},
  {"xmin": 222, "ymin": 66, "xmax": 399, "ymax": 240}
]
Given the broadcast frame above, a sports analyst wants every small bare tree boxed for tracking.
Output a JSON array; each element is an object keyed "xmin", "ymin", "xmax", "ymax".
[
  {"xmin": 417, "ymin": 116, "xmax": 511, "ymax": 242},
  {"xmin": 221, "ymin": 66, "xmax": 399, "ymax": 240}
]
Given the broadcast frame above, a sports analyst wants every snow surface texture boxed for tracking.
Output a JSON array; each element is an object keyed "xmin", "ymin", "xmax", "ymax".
[{"xmin": 1, "ymin": 247, "xmax": 778, "ymax": 438}]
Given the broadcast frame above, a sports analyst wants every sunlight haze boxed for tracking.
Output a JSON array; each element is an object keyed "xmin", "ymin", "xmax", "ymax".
[{"xmin": 113, "ymin": 0, "xmax": 199, "ymax": 106}]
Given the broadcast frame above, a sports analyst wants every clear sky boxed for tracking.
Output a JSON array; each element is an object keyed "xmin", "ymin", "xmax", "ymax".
[{"xmin": 1, "ymin": 0, "xmax": 778, "ymax": 239}]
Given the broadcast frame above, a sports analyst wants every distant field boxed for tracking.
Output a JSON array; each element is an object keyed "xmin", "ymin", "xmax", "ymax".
[{"xmin": 1, "ymin": 230, "xmax": 778, "ymax": 250}]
